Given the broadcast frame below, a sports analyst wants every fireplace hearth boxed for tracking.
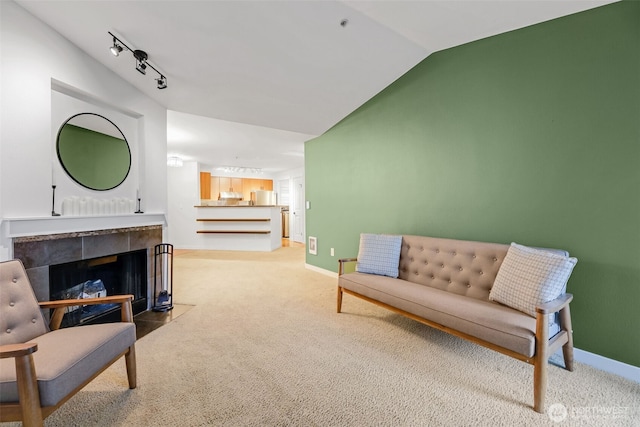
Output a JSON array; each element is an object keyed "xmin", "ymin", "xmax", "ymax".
[{"xmin": 49, "ymin": 249, "xmax": 147, "ymax": 327}]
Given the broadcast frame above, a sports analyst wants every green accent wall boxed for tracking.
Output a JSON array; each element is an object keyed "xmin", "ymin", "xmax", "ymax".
[{"xmin": 305, "ymin": 1, "xmax": 640, "ymax": 366}]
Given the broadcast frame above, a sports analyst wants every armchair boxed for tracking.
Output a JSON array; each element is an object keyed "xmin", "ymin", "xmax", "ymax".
[{"xmin": 0, "ymin": 259, "xmax": 137, "ymax": 427}]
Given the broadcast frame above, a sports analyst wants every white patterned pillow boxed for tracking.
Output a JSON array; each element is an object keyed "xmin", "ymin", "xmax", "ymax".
[
  {"xmin": 489, "ymin": 242, "xmax": 577, "ymax": 317},
  {"xmin": 356, "ymin": 234, "xmax": 402, "ymax": 278}
]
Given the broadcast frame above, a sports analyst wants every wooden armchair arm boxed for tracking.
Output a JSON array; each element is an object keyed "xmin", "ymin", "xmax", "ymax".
[
  {"xmin": 338, "ymin": 258, "xmax": 357, "ymax": 276},
  {"xmin": 38, "ymin": 294, "xmax": 133, "ymax": 309},
  {"xmin": 536, "ymin": 293, "xmax": 573, "ymax": 315},
  {"xmin": 39, "ymin": 294, "xmax": 135, "ymax": 330},
  {"xmin": 0, "ymin": 342, "xmax": 38, "ymax": 359}
]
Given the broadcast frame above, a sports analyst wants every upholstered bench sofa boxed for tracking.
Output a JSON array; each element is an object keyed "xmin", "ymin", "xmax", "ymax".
[{"xmin": 337, "ymin": 234, "xmax": 577, "ymax": 413}]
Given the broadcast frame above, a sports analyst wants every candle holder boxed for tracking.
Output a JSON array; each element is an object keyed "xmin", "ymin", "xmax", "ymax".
[
  {"xmin": 51, "ymin": 185, "xmax": 61, "ymax": 216},
  {"xmin": 135, "ymin": 198, "xmax": 144, "ymax": 214}
]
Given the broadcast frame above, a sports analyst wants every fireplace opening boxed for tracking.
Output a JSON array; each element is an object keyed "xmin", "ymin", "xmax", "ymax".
[{"xmin": 49, "ymin": 249, "xmax": 147, "ymax": 328}]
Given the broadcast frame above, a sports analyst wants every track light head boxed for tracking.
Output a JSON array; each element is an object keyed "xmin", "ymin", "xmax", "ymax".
[
  {"xmin": 157, "ymin": 75, "xmax": 167, "ymax": 90},
  {"xmin": 136, "ymin": 60, "xmax": 147, "ymax": 75},
  {"xmin": 110, "ymin": 38, "xmax": 123, "ymax": 56},
  {"xmin": 133, "ymin": 49, "xmax": 148, "ymax": 75}
]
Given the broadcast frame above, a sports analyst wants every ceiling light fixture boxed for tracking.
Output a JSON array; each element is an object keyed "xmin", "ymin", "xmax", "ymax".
[
  {"xmin": 216, "ymin": 166, "xmax": 263, "ymax": 174},
  {"xmin": 110, "ymin": 37, "xmax": 123, "ymax": 56},
  {"xmin": 108, "ymin": 31, "xmax": 167, "ymax": 89},
  {"xmin": 167, "ymin": 156, "xmax": 183, "ymax": 167}
]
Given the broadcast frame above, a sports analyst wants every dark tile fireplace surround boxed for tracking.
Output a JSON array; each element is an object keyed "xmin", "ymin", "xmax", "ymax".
[{"xmin": 12, "ymin": 225, "xmax": 162, "ymax": 318}]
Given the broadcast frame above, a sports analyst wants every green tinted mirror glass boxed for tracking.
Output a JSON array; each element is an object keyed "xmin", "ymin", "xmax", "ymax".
[{"xmin": 57, "ymin": 113, "xmax": 131, "ymax": 191}]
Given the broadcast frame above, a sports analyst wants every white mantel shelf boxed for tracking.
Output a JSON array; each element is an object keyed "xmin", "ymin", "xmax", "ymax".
[{"xmin": 3, "ymin": 213, "xmax": 166, "ymax": 239}]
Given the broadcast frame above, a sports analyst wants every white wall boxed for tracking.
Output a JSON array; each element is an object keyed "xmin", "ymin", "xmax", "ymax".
[
  {"xmin": 166, "ymin": 161, "xmax": 200, "ymax": 247},
  {"xmin": 0, "ymin": 2, "xmax": 167, "ymax": 248}
]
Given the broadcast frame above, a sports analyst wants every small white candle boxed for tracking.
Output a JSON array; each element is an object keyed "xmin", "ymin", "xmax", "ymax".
[
  {"xmin": 136, "ymin": 189, "xmax": 140, "ymax": 200},
  {"xmin": 51, "ymin": 164, "xmax": 56, "ymax": 186}
]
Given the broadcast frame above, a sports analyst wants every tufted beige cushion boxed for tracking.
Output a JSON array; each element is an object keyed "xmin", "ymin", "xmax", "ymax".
[
  {"xmin": 398, "ymin": 235, "xmax": 509, "ymax": 301},
  {"xmin": 0, "ymin": 259, "xmax": 48, "ymax": 345}
]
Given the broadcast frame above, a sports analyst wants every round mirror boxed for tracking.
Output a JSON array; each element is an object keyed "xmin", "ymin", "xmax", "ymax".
[{"xmin": 57, "ymin": 113, "xmax": 131, "ymax": 191}]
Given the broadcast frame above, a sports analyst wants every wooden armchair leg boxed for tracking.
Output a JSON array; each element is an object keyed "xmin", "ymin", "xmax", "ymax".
[
  {"xmin": 560, "ymin": 306, "xmax": 574, "ymax": 371},
  {"xmin": 15, "ymin": 353, "xmax": 43, "ymax": 427},
  {"xmin": 125, "ymin": 345, "xmax": 137, "ymax": 389},
  {"xmin": 337, "ymin": 287, "xmax": 343, "ymax": 313}
]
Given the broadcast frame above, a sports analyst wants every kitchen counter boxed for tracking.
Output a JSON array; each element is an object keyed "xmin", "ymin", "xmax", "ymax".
[
  {"xmin": 194, "ymin": 205, "xmax": 281, "ymax": 251},
  {"xmin": 194, "ymin": 205, "xmax": 284, "ymax": 208}
]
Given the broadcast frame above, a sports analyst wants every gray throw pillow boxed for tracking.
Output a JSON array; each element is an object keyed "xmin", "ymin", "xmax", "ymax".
[{"xmin": 356, "ymin": 233, "xmax": 402, "ymax": 278}]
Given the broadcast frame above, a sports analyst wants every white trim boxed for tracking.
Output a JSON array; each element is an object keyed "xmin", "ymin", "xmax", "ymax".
[
  {"xmin": 305, "ymin": 263, "xmax": 337, "ymax": 278},
  {"xmin": 3, "ymin": 214, "xmax": 166, "ymax": 238},
  {"xmin": 308, "ymin": 263, "xmax": 640, "ymax": 383},
  {"xmin": 572, "ymin": 349, "xmax": 639, "ymax": 383}
]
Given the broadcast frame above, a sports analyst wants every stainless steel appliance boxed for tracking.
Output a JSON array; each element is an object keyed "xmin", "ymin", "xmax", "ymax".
[
  {"xmin": 254, "ymin": 190, "xmax": 276, "ymax": 206},
  {"xmin": 281, "ymin": 207, "xmax": 289, "ymax": 238},
  {"xmin": 219, "ymin": 191, "xmax": 243, "ymax": 205}
]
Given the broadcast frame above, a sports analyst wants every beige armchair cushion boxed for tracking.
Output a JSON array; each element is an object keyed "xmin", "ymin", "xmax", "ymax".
[
  {"xmin": 0, "ymin": 259, "xmax": 49, "ymax": 344},
  {"xmin": 0, "ymin": 322, "xmax": 135, "ymax": 406}
]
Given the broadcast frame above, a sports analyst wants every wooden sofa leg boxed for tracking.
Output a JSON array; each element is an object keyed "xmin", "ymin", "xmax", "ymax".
[
  {"xmin": 560, "ymin": 306, "xmax": 574, "ymax": 371},
  {"xmin": 15, "ymin": 353, "xmax": 43, "ymax": 427},
  {"xmin": 337, "ymin": 287, "xmax": 343, "ymax": 313},
  {"xmin": 125, "ymin": 345, "xmax": 137, "ymax": 389},
  {"xmin": 533, "ymin": 312, "xmax": 550, "ymax": 413},
  {"xmin": 533, "ymin": 357, "xmax": 548, "ymax": 413}
]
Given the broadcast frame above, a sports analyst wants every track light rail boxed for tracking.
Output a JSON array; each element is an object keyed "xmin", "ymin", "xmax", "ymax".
[{"xmin": 108, "ymin": 31, "xmax": 167, "ymax": 89}]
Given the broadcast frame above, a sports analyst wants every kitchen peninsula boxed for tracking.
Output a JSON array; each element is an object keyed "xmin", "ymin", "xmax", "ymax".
[{"xmin": 194, "ymin": 205, "xmax": 282, "ymax": 251}]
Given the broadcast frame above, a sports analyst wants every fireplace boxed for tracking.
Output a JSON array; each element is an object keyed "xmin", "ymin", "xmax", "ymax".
[
  {"xmin": 11, "ymin": 224, "xmax": 163, "ymax": 319},
  {"xmin": 49, "ymin": 249, "xmax": 147, "ymax": 327}
]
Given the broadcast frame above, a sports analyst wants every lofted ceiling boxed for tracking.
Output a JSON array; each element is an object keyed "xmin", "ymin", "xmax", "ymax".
[{"xmin": 16, "ymin": 0, "xmax": 615, "ymax": 173}]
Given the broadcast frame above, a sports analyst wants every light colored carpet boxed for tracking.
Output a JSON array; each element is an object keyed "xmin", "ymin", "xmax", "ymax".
[{"xmin": 9, "ymin": 247, "xmax": 639, "ymax": 426}]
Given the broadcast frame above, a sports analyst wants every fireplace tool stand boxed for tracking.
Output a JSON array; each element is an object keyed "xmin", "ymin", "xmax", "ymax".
[{"xmin": 152, "ymin": 243, "xmax": 174, "ymax": 312}]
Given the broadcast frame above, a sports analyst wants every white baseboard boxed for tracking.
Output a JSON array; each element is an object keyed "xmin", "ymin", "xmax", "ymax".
[
  {"xmin": 304, "ymin": 264, "xmax": 639, "ymax": 383},
  {"xmin": 305, "ymin": 263, "xmax": 338, "ymax": 278},
  {"xmin": 571, "ymin": 348, "xmax": 639, "ymax": 383}
]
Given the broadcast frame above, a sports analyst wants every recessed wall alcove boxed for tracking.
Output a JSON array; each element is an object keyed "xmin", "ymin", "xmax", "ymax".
[{"xmin": 12, "ymin": 225, "xmax": 162, "ymax": 312}]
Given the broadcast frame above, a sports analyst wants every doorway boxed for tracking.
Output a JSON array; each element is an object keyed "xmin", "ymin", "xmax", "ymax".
[{"xmin": 291, "ymin": 176, "xmax": 305, "ymax": 244}]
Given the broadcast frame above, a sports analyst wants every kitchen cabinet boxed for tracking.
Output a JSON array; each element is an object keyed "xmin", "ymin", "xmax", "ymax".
[
  {"xmin": 231, "ymin": 178, "xmax": 243, "ymax": 193},
  {"xmin": 209, "ymin": 176, "xmax": 273, "ymax": 201},
  {"xmin": 242, "ymin": 178, "xmax": 256, "ymax": 201},
  {"xmin": 200, "ymin": 172, "xmax": 211, "ymax": 199},
  {"xmin": 261, "ymin": 179, "xmax": 273, "ymax": 191},
  {"xmin": 219, "ymin": 177, "xmax": 231, "ymax": 192},
  {"xmin": 211, "ymin": 176, "xmax": 220, "ymax": 200}
]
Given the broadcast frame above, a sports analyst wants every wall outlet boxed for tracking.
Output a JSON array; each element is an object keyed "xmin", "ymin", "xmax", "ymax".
[
  {"xmin": 306, "ymin": 200, "xmax": 310, "ymax": 209},
  {"xmin": 330, "ymin": 247, "xmax": 335, "ymax": 257}
]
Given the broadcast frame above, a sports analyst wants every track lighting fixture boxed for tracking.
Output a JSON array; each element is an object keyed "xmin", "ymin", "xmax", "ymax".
[{"xmin": 108, "ymin": 31, "xmax": 167, "ymax": 90}]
